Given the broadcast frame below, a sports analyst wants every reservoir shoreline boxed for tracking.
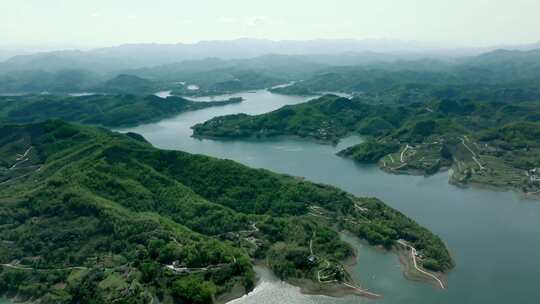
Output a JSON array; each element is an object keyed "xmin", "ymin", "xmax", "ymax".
[{"xmin": 121, "ymin": 89, "xmax": 540, "ymax": 304}]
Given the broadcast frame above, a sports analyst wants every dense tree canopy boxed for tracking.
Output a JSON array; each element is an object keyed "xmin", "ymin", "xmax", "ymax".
[{"xmin": 0, "ymin": 121, "xmax": 452, "ymax": 303}]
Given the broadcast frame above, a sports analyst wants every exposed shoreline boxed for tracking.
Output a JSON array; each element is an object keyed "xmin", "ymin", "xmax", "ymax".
[
  {"xmin": 191, "ymin": 133, "xmax": 341, "ymax": 147},
  {"xmin": 381, "ymin": 161, "xmax": 540, "ymax": 201},
  {"xmin": 341, "ymin": 231, "xmax": 449, "ymax": 290},
  {"xmin": 219, "ymin": 220, "xmax": 453, "ymax": 303},
  {"xmin": 448, "ymin": 171, "xmax": 540, "ymax": 201},
  {"xmin": 215, "ymin": 280, "xmax": 250, "ymax": 304},
  {"xmin": 0, "ymin": 231, "xmax": 450, "ymax": 304},
  {"xmin": 395, "ymin": 247, "xmax": 447, "ymax": 289},
  {"xmin": 288, "ymin": 252, "xmax": 381, "ymax": 300},
  {"xmin": 217, "ymin": 253, "xmax": 380, "ymax": 304},
  {"xmin": 289, "ymin": 278, "xmax": 380, "ymax": 299},
  {"xmin": 379, "ymin": 161, "xmax": 450, "ymax": 177}
]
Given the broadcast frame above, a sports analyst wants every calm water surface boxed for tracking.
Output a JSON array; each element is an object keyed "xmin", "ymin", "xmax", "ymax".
[
  {"xmin": 122, "ymin": 90, "xmax": 540, "ymax": 304},
  {"xmin": 154, "ymin": 90, "xmax": 173, "ymax": 98}
]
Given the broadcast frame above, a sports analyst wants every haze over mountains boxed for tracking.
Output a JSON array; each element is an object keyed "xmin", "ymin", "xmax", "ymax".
[
  {"xmin": 3, "ymin": 0, "xmax": 540, "ymax": 302},
  {"xmin": 2, "ymin": 38, "xmax": 540, "ymax": 72},
  {"xmin": 0, "ymin": 38, "xmax": 539, "ymax": 96}
]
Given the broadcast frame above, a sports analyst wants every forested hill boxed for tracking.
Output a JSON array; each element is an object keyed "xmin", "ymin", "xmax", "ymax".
[
  {"xmin": 0, "ymin": 94, "xmax": 242, "ymax": 128},
  {"xmin": 269, "ymin": 49, "xmax": 540, "ymax": 97},
  {"xmin": 0, "ymin": 120, "xmax": 452, "ymax": 303},
  {"xmin": 192, "ymin": 95, "xmax": 415, "ymax": 143},
  {"xmin": 192, "ymin": 94, "xmax": 540, "ymax": 149}
]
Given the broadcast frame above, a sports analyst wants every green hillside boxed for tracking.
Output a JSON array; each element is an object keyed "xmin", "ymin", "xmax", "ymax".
[
  {"xmin": 0, "ymin": 94, "xmax": 242, "ymax": 128},
  {"xmin": 92, "ymin": 74, "xmax": 158, "ymax": 95},
  {"xmin": 0, "ymin": 121, "xmax": 452, "ymax": 303},
  {"xmin": 193, "ymin": 95, "xmax": 411, "ymax": 143}
]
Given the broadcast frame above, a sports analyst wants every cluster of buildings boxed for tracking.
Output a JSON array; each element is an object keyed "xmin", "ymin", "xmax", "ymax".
[{"xmin": 528, "ymin": 168, "xmax": 540, "ymax": 184}]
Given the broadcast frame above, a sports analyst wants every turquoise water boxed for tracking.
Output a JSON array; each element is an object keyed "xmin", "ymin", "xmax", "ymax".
[{"xmin": 122, "ymin": 90, "xmax": 540, "ymax": 304}]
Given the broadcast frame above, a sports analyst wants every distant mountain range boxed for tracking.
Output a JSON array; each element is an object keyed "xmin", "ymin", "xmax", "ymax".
[
  {"xmin": 2, "ymin": 38, "xmax": 540, "ymax": 74},
  {"xmin": 0, "ymin": 39, "xmax": 539, "ymax": 95},
  {"xmin": 0, "ymin": 50, "xmax": 28, "ymax": 62}
]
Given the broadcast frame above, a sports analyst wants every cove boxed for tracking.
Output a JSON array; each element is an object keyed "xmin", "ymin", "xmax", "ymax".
[{"xmin": 121, "ymin": 90, "xmax": 540, "ymax": 304}]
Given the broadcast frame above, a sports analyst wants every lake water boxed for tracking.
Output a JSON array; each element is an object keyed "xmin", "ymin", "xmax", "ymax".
[
  {"xmin": 154, "ymin": 90, "xmax": 173, "ymax": 98},
  {"xmin": 68, "ymin": 92, "xmax": 98, "ymax": 97},
  {"xmin": 122, "ymin": 90, "xmax": 540, "ymax": 304}
]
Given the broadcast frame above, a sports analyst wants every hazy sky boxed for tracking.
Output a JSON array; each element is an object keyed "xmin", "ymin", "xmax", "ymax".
[{"xmin": 1, "ymin": 0, "xmax": 539, "ymax": 50}]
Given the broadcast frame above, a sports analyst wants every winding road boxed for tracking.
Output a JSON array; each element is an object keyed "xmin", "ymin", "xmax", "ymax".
[
  {"xmin": 400, "ymin": 145, "xmax": 411, "ymax": 163},
  {"xmin": 1, "ymin": 263, "xmax": 88, "ymax": 272},
  {"xmin": 410, "ymin": 248, "xmax": 445, "ymax": 289},
  {"xmin": 461, "ymin": 137, "xmax": 485, "ymax": 170},
  {"xmin": 309, "ymin": 233, "xmax": 382, "ymax": 297},
  {"xmin": 343, "ymin": 282, "xmax": 382, "ymax": 298},
  {"xmin": 397, "ymin": 240, "xmax": 445, "ymax": 289},
  {"xmin": 10, "ymin": 147, "xmax": 33, "ymax": 170}
]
